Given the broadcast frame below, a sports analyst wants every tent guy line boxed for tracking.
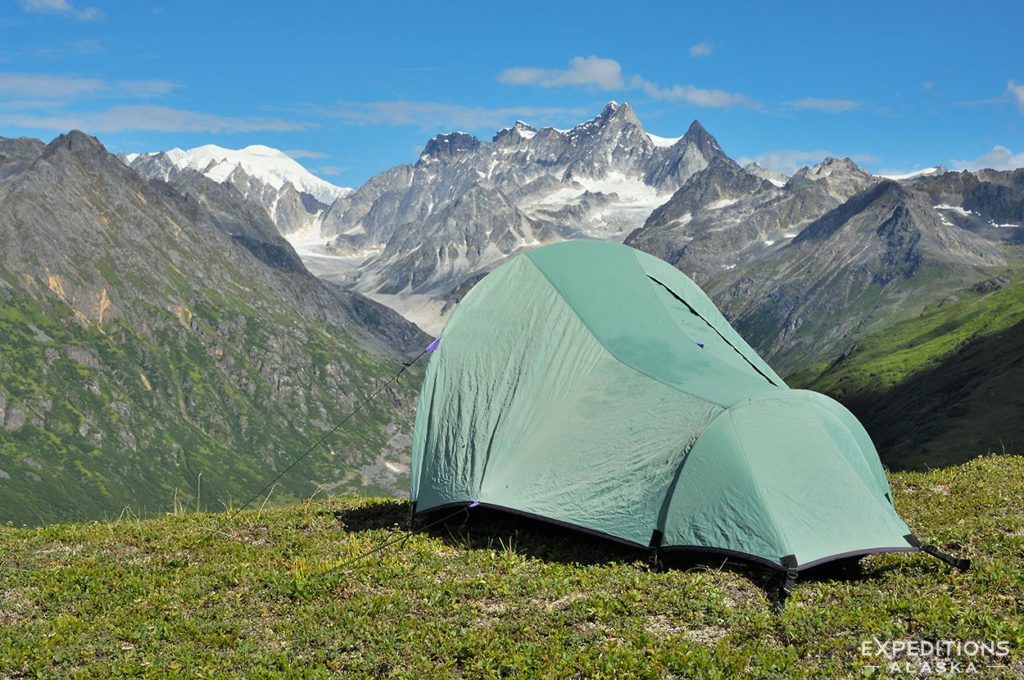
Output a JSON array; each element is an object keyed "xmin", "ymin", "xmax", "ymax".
[{"xmin": 186, "ymin": 342, "xmax": 436, "ymax": 556}]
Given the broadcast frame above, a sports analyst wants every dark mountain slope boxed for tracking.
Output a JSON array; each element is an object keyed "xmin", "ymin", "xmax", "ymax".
[
  {"xmin": 792, "ymin": 276, "xmax": 1024, "ymax": 469},
  {"xmin": 724, "ymin": 180, "xmax": 1003, "ymax": 372}
]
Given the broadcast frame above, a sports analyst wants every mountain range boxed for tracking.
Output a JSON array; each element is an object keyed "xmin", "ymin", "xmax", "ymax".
[
  {"xmin": 128, "ymin": 102, "xmax": 1024, "ymax": 472},
  {"xmin": 130, "ymin": 104, "xmax": 1022, "ymax": 357},
  {"xmin": 627, "ymin": 156, "xmax": 1015, "ymax": 372},
  {"xmin": 0, "ymin": 131, "xmax": 424, "ymax": 525},
  {"xmin": 3, "ymin": 102, "xmax": 1023, "ymax": 523}
]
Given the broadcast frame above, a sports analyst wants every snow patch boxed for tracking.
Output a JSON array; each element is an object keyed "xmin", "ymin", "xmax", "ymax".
[
  {"xmin": 934, "ymin": 204, "xmax": 975, "ymax": 217},
  {"xmin": 880, "ymin": 167, "xmax": 942, "ymax": 180},
  {"xmin": 707, "ymin": 198, "xmax": 739, "ymax": 210},
  {"xmin": 647, "ymin": 132, "xmax": 681, "ymax": 148}
]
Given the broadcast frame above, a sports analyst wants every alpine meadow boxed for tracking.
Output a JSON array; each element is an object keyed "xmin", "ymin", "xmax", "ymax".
[{"xmin": 1, "ymin": 1, "xmax": 1022, "ymax": 677}]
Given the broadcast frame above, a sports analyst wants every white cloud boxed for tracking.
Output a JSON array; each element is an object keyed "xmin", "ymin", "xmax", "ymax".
[
  {"xmin": 498, "ymin": 56, "xmax": 624, "ymax": 90},
  {"xmin": 737, "ymin": 149, "xmax": 877, "ymax": 175},
  {"xmin": 631, "ymin": 76, "xmax": 761, "ymax": 109},
  {"xmin": 1008, "ymin": 80, "xmax": 1024, "ymax": 112},
  {"xmin": 325, "ymin": 101, "xmax": 586, "ymax": 131},
  {"xmin": 499, "ymin": 55, "xmax": 760, "ymax": 110},
  {"xmin": 950, "ymin": 145, "xmax": 1024, "ymax": 171},
  {"xmin": 689, "ymin": 43, "xmax": 713, "ymax": 58},
  {"xmin": 0, "ymin": 72, "xmax": 178, "ymax": 99},
  {"xmin": 284, "ymin": 148, "xmax": 329, "ymax": 159},
  {"xmin": 20, "ymin": 0, "xmax": 100, "ymax": 21},
  {"xmin": 0, "ymin": 105, "xmax": 309, "ymax": 133},
  {"xmin": 786, "ymin": 97, "xmax": 862, "ymax": 113}
]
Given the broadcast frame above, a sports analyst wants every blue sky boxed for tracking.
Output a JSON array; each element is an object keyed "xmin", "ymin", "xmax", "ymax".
[{"xmin": 1, "ymin": 0, "xmax": 1022, "ymax": 187}]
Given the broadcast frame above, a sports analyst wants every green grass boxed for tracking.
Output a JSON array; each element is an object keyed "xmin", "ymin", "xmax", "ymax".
[
  {"xmin": 789, "ymin": 275, "xmax": 1024, "ymax": 396},
  {"xmin": 2, "ymin": 455, "xmax": 1022, "ymax": 678}
]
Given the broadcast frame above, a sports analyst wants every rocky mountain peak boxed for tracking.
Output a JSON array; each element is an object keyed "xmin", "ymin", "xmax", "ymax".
[
  {"xmin": 42, "ymin": 130, "xmax": 106, "ymax": 159},
  {"xmin": 680, "ymin": 119, "xmax": 722, "ymax": 154},
  {"xmin": 871, "ymin": 178, "xmax": 912, "ymax": 201},
  {"xmin": 598, "ymin": 100, "xmax": 639, "ymax": 123},
  {"xmin": 572, "ymin": 101, "xmax": 643, "ymax": 138},
  {"xmin": 808, "ymin": 156, "xmax": 864, "ymax": 178},
  {"xmin": 418, "ymin": 131, "xmax": 482, "ymax": 164},
  {"xmin": 492, "ymin": 120, "xmax": 538, "ymax": 144}
]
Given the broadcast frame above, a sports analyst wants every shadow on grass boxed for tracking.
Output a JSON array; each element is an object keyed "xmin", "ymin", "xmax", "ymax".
[
  {"xmin": 320, "ymin": 499, "xmax": 410, "ymax": 532},
  {"xmin": 333, "ymin": 501, "xmax": 898, "ymax": 608}
]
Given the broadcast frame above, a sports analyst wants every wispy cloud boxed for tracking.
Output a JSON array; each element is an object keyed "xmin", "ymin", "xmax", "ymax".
[
  {"xmin": 498, "ymin": 56, "xmax": 624, "ymax": 90},
  {"xmin": 284, "ymin": 148, "xmax": 329, "ymax": 159},
  {"xmin": 20, "ymin": 0, "xmax": 100, "ymax": 21},
  {"xmin": 324, "ymin": 101, "xmax": 586, "ymax": 131},
  {"xmin": 631, "ymin": 76, "xmax": 760, "ymax": 109},
  {"xmin": 785, "ymin": 97, "xmax": 862, "ymax": 113},
  {"xmin": 0, "ymin": 72, "xmax": 178, "ymax": 100},
  {"xmin": 951, "ymin": 145, "xmax": 1024, "ymax": 171},
  {"xmin": 1008, "ymin": 80, "xmax": 1024, "ymax": 112},
  {"xmin": 0, "ymin": 105, "xmax": 309, "ymax": 133},
  {"xmin": 737, "ymin": 149, "xmax": 877, "ymax": 175},
  {"xmin": 689, "ymin": 43, "xmax": 714, "ymax": 58},
  {"xmin": 498, "ymin": 55, "xmax": 760, "ymax": 110}
]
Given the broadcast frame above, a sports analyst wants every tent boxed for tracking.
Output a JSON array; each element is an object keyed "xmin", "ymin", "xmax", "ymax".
[{"xmin": 410, "ymin": 240, "xmax": 927, "ymax": 574}]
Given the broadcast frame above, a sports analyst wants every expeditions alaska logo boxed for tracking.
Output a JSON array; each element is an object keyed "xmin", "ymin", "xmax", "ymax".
[{"xmin": 860, "ymin": 638, "xmax": 1011, "ymax": 675}]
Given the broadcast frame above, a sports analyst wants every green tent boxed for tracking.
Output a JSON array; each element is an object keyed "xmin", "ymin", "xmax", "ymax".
[{"xmin": 411, "ymin": 240, "xmax": 920, "ymax": 572}]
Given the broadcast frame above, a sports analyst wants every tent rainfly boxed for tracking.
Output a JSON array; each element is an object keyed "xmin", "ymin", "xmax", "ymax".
[{"xmin": 410, "ymin": 240, "xmax": 967, "ymax": 583}]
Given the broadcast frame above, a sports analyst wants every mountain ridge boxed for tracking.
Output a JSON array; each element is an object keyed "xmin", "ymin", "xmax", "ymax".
[{"xmin": 0, "ymin": 130, "xmax": 427, "ymax": 525}]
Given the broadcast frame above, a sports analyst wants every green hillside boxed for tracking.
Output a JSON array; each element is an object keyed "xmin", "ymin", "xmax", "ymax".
[
  {"xmin": 2, "ymin": 456, "xmax": 1021, "ymax": 678},
  {"xmin": 0, "ymin": 276, "xmax": 421, "ymax": 526},
  {"xmin": 790, "ymin": 275, "xmax": 1024, "ymax": 469}
]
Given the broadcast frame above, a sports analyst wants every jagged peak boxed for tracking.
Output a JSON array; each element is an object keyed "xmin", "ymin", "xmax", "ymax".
[
  {"xmin": 790, "ymin": 156, "xmax": 869, "ymax": 184},
  {"xmin": 815, "ymin": 156, "xmax": 864, "ymax": 174},
  {"xmin": 603, "ymin": 101, "xmax": 640, "ymax": 125},
  {"xmin": 678, "ymin": 119, "xmax": 723, "ymax": 155},
  {"xmin": 43, "ymin": 130, "xmax": 106, "ymax": 157},
  {"xmin": 569, "ymin": 101, "xmax": 642, "ymax": 134},
  {"xmin": 685, "ymin": 119, "xmax": 708, "ymax": 136},
  {"xmin": 492, "ymin": 120, "xmax": 538, "ymax": 144},
  {"xmin": 418, "ymin": 131, "xmax": 482, "ymax": 164}
]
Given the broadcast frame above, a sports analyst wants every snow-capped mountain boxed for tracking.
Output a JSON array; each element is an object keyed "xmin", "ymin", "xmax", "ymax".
[
  {"xmin": 127, "ymin": 144, "xmax": 350, "ymax": 236},
  {"xmin": 129, "ymin": 144, "xmax": 348, "ymax": 203},
  {"xmin": 316, "ymin": 101, "xmax": 728, "ymax": 331}
]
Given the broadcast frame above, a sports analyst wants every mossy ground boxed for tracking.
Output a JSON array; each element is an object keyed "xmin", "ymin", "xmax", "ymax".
[{"xmin": 2, "ymin": 456, "xmax": 1021, "ymax": 678}]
